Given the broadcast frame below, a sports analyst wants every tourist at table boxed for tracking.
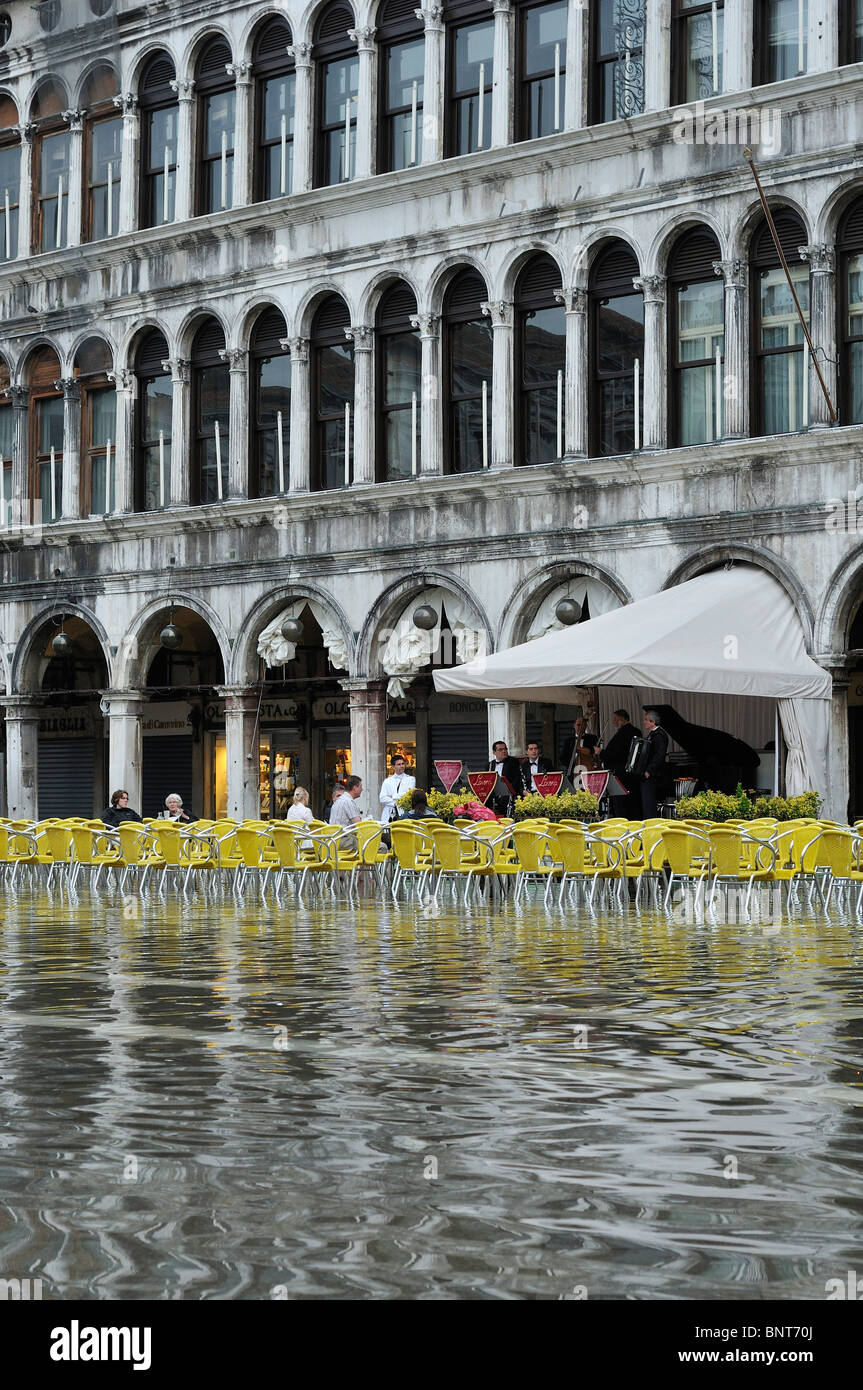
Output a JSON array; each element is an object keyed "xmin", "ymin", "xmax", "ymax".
[
  {"xmin": 161, "ymin": 793, "xmax": 196, "ymax": 823},
  {"xmin": 102, "ymin": 789, "xmax": 143, "ymax": 827},
  {"xmin": 286, "ymin": 786, "xmax": 315, "ymax": 824},
  {"xmin": 330, "ymin": 775, "xmax": 363, "ymax": 852},
  {"xmin": 401, "ymin": 788, "xmax": 433, "ymax": 820}
]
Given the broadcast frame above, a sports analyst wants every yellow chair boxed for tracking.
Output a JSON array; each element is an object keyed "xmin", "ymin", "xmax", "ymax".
[
  {"xmin": 511, "ymin": 825, "xmax": 563, "ymax": 905},
  {"xmin": 389, "ymin": 822, "xmax": 435, "ymax": 900},
  {"xmin": 116, "ymin": 823, "xmax": 166, "ymax": 893},
  {"xmin": 555, "ymin": 824, "xmax": 623, "ymax": 907},
  {"xmin": 428, "ymin": 824, "xmax": 494, "ymax": 903},
  {"xmin": 659, "ymin": 826, "xmax": 711, "ymax": 910},
  {"xmin": 706, "ymin": 826, "xmax": 778, "ymax": 915},
  {"xmin": 68, "ymin": 824, "xmax": 122, "ymax": 890}
]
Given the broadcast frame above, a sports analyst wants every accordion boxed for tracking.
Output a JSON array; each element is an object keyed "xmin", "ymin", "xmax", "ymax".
[{"xmin": 625, "ymin": 737, "xmax": 650, "ymax": 777}]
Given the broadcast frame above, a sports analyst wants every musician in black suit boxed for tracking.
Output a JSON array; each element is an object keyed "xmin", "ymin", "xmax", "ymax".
[
  {"xmin": 562, "ymin": 715, "xmax": 599, "ymax": 783},
  {"xmin": 520, "ymin": 740, "xmax": 552, "ymax": 792},
  {"xmin": 598, "ymin": 709, "xmax": 640, "ymax": 816},
  {"xmin": 640, "ymin": 709, "xmax": 669, "ymax": 818},
  {"xmin": 488, "ymin": 740, "xmax": 525, "ymax": 813}
]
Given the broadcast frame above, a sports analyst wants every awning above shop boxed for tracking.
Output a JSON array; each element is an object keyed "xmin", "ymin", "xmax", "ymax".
[{"xmin": 434, "ymin": 567, "xmax": 833, "ymax": 804}]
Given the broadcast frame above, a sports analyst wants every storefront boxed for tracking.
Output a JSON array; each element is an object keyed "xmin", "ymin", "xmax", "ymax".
[
  {"xmin": 141, "ymin": 701, "xmax": 197, "ymax": 819},
  {"xmin": 37, "ymin": 703, "xmax": 104, "ymax": 817}
]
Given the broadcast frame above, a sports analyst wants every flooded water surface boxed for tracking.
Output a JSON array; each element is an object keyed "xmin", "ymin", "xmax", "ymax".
[{"xmin": 1, "ymin": 887, "xmax": 862, "ymax": 1300}]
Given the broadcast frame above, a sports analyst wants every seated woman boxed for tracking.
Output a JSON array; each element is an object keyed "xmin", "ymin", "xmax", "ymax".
[
  {"xmin": 161, "ymin": 793, "xmax": 195, "ymax": 823},
  {"xmin": 402, "ymin": 788, "xmax": 433, "ymax": 820},
  {"xmin": 286, "ymin": 786, "xmax": 315, "ymax": 824},
  {"xmin": 102, "ymin": 788, "xmax": 143, "ymax": 827}
]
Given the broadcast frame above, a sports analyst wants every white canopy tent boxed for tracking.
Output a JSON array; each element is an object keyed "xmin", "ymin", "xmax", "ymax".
[{"xmin": 433, "ymin": 567, "xmax": 832, "ymax": 807}]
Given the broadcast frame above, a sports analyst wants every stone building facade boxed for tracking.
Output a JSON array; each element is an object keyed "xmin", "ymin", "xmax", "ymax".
[{"xmin": 0, "ymin": 0, "xmax": 862, "ymax": 820}]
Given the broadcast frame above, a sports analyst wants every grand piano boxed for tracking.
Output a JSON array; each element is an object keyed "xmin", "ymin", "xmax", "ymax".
[{"xmin": 649, "ymin": 703, "xmax": 761, "ymax": 794}]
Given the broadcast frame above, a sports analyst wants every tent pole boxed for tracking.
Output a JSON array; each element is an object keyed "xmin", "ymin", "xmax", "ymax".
[{"xmin": 773, "ymin": 704, "xmax": 779, "ymax": 796}]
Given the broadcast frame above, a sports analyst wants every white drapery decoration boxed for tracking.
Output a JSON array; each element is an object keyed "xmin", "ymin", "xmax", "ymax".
[
  {"xmin": 257, "ymin": 601, "xmax": 350, "ymax": 673},
  {"xmin": 526, "ymin": 579, "xmax": 620, "ymax": 640},
  {"xmin": 379, "ymin": 587, "xmax": 486, "ymax": 698},
  {"xmin": 779, "ymin": 698, "xmax": 830, "ymax": 805}
]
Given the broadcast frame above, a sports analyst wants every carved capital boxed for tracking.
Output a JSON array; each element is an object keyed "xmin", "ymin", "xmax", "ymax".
[
  {"xmin": 162, "ymin": 357, "xmax": 190, "ymax": 384},
  {"xmin": 409, "ymin": 312, "xmax": 440, "ymax": 338},
  {"xmin": 112, "ymin": 93, "xmax": 139, "ymax": 117},
  {"xmin": 54, "ymin": 376, "xmax": 81, "ymax": 401},
  {"xmin": 481, "ymin": 300, "xmax": 513, "ymax": 327},
  {"xmin": 799, "ymin": 243, "xmax": 834, "ymax": 274},
  {"xmin": 226, "ymin": 62, "xmax": 252, "ymax": 84},
  {"xmin": 632, "ymin": 274, "xmax": 666, "ymax": 303},
  {"xmin": 62, "ymin": 108, "xmax": 86, "ymax": 132},
  {"xmin": 712, "ymin": 258, "xmax": 748, "ymax": 289},
  {"xmin": 555, "ymin": 287, "xmax": 587, "ymax": 314},
  {"xmin": 488, "ymin": 0, "xmax": 512, "ymax": 12},
  {"xmin": 348, "ymin": 26, "xmax": 377, "ymax": 51},
  {"xmin": 283, "ymin": 336, "xmax": 309, "ymax": 362},
  {"xmin": 345, "ymin": 324, "xmax": 374, "ymax": 349},
  {"xmin": 169, "ymin": 79, "xmax": 196, "ymax": 102},
  {"xmin": 287, "ymin": 42, "xmax": 314, "ymax": 67},
  {"xmin": 3, "ymin": 384, "xmax": 29, "ymax": 408},
  {"xmin": 219, "ymin": 347, "xmax": 248, "ymax": 372},
  {"xmin": 414, "ymin": 5, "xmax": 444, "ymax": 30},
  {"xmin": 107, "ymin": 367, "xmax": 134, "ymax": 391},
  {"xmin": 16, "ymin": 122, "xmax": 37, "ymax": 144}
]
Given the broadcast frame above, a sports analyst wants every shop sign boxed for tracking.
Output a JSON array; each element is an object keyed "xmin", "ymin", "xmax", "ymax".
[
  {"xmin": 38, "ymin": 705, "xmax": 99, "ymax": 738},
  {"xmin": 428, "ymin": 695, "xmax": 489, "ymax": 724},
  {"xmin": 142, "ymin": 702, "xmax": 193, "ymax": 735}
]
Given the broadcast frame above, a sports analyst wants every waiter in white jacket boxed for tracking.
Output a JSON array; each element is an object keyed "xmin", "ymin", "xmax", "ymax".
[{"xmin": 379, "ymin": 755, "xmax": 416, "ymax": 823}]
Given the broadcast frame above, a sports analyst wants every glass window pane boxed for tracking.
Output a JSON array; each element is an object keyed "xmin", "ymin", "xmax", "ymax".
[
  {"xmin": 683, "ymin": 10, "xmax": 723, "ymax": 100},
  {"xmin": 677, "ymin": 280, "xmax": 724, "ymax": 362},
  {"xmin": 264, "ymin": 74, "xmax": 296, "ymax": 140},
  {"xmin": 258, "ymin": 354, "xmax": 292, "ymax": 419},
  {"xmin": 0, "ymin": 143, "xmax": 21, "ymax": 204},
  {"xmin": 453, "ymin": 397, "xmax": 485, "ymax": 472},
  {"xmin": 450, "ymin": 319, "xmax": 493, "ymax": 394},
  {"xmin": 598, "ymin": 293, "xmax": 644, "ymax": 373},
  {"xmin": 383, "ymin": 332, "xmax": 421, "ymax": 405},
  {"xmin": 848, "ymin": 253, "xmax": 863, "ymax": 337},
  {"xmin": 598, "ymin": 374, "xmax": 638, "ymax": 455},
  {"xmin": 149, "ymin": 107, "xmax": 177, "ymax": 164},
  {"xmin": 762, "ymin": 349, "xmax": 804, "ymax": 433},
  {"xmin": 203, "ymin": 91, "xmax": 235, "ymax": 156},
  {"xmin": 198, "ymin": 365, "xmax": 230, "ymax": 427},
  {"xmin": 679, "ymin": 362, "xmax": 719, "ymax": 444},
  {"xmin": 321, "ymin": 415, "xmax": 349, "ymax": 489},
  {"xmin": 760, "ymin": 265, "xmax": 809, "ymax": 348},
  {"xmin": 144, "ymin": 376, "xmax": 172, "ymax": 440},
  {"xmin": 385, "ymin": 406, "xmax": 420, "ymax": 480},
  {"xmin": 324, "ymin": 58, "xmax": 359, "ymax": 124},
  {"xmin": 39, "ymin": 459, "xmax": 63, "ymax": 522},
  {"xmin": 524, "ymin": 384, "xmax": 559, "ymax": 463},
  {"xmin": 38, "ymin": 396, "xmax": 64, "ymax": 452},
  {"xmin": 40, "ymin": 131, "xmax": 70, "ymax": 193},
  {"xmin": 91, "ymin": 118, "xmax": 122, "ymax": 181},
  {"xmin": 766, "ymin": 0, "xmax": 807, "ymax": 80},
  {"xmin": 455, "ymin": 21, "xmax": 494, "ymax": 89},
  {"xmin": 849, "ymin": 340, "xmax": 863, "ymax": 424},
  {"xmin": 0, "ymin": 406, "xmax": 13, "ymax": 459},
  {"xmin": 522, "ymin": 305, "xmax": 565, "ymax": 385},
  {"xmin": 143, "ymin": 440, "xmax": 170, "ymax": 509},
  {"xmin": 319, "ymin": 344, "xmax": 354, "ymax": 413},
  {"xmin": 525, "ymin": 1, "xmax": 568, "ymax": 77},
  {"xmin": 388, "ymin": 39, "xmax": 425, "ymax": 106},
  {"xmin": 90, "ymin": 387, "xmax": 115, "ymax": 445}
]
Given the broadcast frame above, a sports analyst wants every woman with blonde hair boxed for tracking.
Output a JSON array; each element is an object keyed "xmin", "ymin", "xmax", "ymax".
[{"xmin": 286, "ymin": 786, "xmax": 314, "ymax": 824}]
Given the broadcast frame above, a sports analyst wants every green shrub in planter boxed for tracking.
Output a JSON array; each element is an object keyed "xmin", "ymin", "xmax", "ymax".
[
  {"xmin": 751, "ymin": 792, "xmax": 821, "ymax": 820},
  {"xmin": 676, "ymin": 786, "xmax": 821, "ymax": 822},
  {"xmin": 395, "ymin": 788, "xmax": 466, "ymax": 822},
  {"xmin": 514, "ymin": 791, "xmax": 599, "ymax": 822}
]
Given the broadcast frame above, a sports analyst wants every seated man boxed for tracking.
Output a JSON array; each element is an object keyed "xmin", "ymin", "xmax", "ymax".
[{"xmin": 330, "ymin": 774, "xmax": 363, "ymax": 852}]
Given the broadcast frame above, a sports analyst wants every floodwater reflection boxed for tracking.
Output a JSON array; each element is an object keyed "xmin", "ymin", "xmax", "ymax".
[{"xmin": 1, "ymin": 887, "xmax": 862, "ymax": 1299}]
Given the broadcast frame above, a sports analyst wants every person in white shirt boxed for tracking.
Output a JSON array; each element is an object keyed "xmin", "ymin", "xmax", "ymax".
[
  {"xmin": 286, "ymin": 786, "xmax": 315, "ymax": 824},
  {"xmin": 331, "ymin": 775, "xmax": 363, "ymax": 853},
  {"xmin": 378, "ymin": 756, "xmax": 416, "ymax": 823}
]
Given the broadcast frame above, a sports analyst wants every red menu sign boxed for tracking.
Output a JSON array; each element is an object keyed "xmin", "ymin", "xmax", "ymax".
[
  {"xmin": 533, "ymin": 772, "xmax": 564, "ymax": 798},
  {"xmin": 467, "ymin": 771, "xmax": 497, "ymax": 805},
  {"xmin": 434, "ymin": 760, "xmax": 463, "ymax": 793}
]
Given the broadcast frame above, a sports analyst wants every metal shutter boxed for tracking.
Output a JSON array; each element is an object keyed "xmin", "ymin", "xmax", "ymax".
[
  {"xmin": 38, "ymin": 739, "xmax": 96, "ymax": 818},
  {"xmin": 142, "ymin": 736, "xmax": 194, "ymax": 819},
  {"xmin": 430, "ymin": 724, "xmax": 490, "ymax": 787}
]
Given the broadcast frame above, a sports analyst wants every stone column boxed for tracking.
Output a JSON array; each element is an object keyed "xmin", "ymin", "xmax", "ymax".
[
  {"xmin": 113, "ymin": 94, "xmax": 139, "ymax": 234},
  {"xmin": 342, "ymin": 678, "xmax": 388, "ymax": 817},
  {"xmin": 633, "ymin": 275, "xmax": 667, "ymax": 450},
  {"xmin": 220, "ymin": 347, "xmax": 250, "ymax": 497},
  {"xmin": 556, "ymin": 287, "xmax": 588, "ymax": 458},
  {"xmin": 164, "ymin": 356, "xmax": 191, "ymax": 505},
  {"xmin": 227, "ymin": 63, "xmax": 253, "ymax": 207},
  {"xmin": 288, "ymin": 44, "xmax": 314, "ymax": 193},
  {"xmin": 799, "ymin": 243, "xmax": 837, "ymax": 430},
  {"xmin": 417, "ymin": 6, "xmax": 444, "ymax": 163},
  {"xmin": 486, "ymin": 700, "xmax": 526, "ymax": 762},
  {"xmin": 108, "ymin": 368, "xmax": 134, "ymax": 513},
  {"xmin": 481, "ymin": 299, "xmax": 514, "ymax": 470},
  {"xmin": 346, "ymin": 324, "xmax": 374, "ymax": 484},
  {"xmin": 723, "ymin": 0, "xmax": 752, "ymax": 94},
  {"xmin": 55, "ymin": 376, "xmax": 81, "ymax": 519},
  {"xmin": 410, "ymin": 312, "xmax": 443, "ymax": 475},
  {"xmin": 490, "ymin": 0, "xmax": 513, "ymax": 149},
  {"xmin": 809, "ymin": 0, "xmax": 836, "ymax": 72},
  {"xmin": 644, "ymin": 0, "xmax": 671, "ymax": 112},
  {"xmin": 15, "ymin": 124, "xmax": 35, "ymax": 259},
  {"xmin": 1, "ymin": 696, "xmax": 44, "ymax": 819},
  {"xmin": 104, "ymin": 690, "xmax": 145, "ymax": 812},
  {"xmin": 170, "ymin": 80, "xmax": 196, "ymax": 221},
  {"xmin": 283, "ymin": 336, "xmax": 310, "ymax": 491},
  {"xmin": 712, "ymin": 258, "xmax": 748, "ymax": 439},
  {"xmin": 564, "ymin": 0, "xmax": 586, "ymax": 131},
  {"xmin": 8, "ymin": 385, "xmax": 29, "ymax": 527},
  {"xmin": 349, "ymin": 27, "xmax": 376, "ymax": 179},
  {"xmin": 216, "ymin": 685, "xmax": 263, "ymax": 821},
  {"xmin": 413, "ymin": 675, "xmax": 431, "ymax": 788},
  {"xmin": 62, "ymin": 109, "xmax": 85, "ymax": 247}
]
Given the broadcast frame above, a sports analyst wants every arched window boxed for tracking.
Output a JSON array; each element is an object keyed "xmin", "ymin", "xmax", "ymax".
[
  {"xmin": 591, "ymin": 0, "xmax": 645, "ymax": 124},
  {"xmin": 74, "ymin": 337, "xmax": 115, "ymax": 514},
  {"xmin": 672, "ymin": 0, "xmax": 724, "ymax": 102},
  {"xmin": 0, "ymin": 356, "xmax": 11, "ymax": 525},
  {"xmin": 191, "ymin": 319, "xmax": 229, "ymax": 504},
  {"xmin": 196, "ymin": 37, "xmax": 235, "ymax": 215},
  {"xmin": 378, "ymin": 0, "xmax": 424, "ymax": 172},
  {"xmin": 0, "ymin": 93, "xmax": 20, "ymax": 262},
  {"xmin": 251, "ymin": 307, "xmax": 291, "ymax": 497},
  {"xmin": 82, "ymin": 66, "xmax": 121, "ymax": 241},
  {"xmin": 755, "ymin": 0, "xmax": 808, "ymax": 84},
  {"xmin": 315, "ymin": 4, "xmax": 358, "ymax": 188},
  {"xmin": 27, "ymin": 346, "xmax": 63, "ymax": 524},
  {"xmin": 590, "ymin": 242, "xmax": 643, "ymax": 456},
  {"xmin": 516, "ymin": 0, "xmax": 567, "ymax": 141},
  {"xmin": 446, "ymin": 1, "xmax": 494, "ymax": 157},
  {"xmin": 668, "ymin": 227, "xmax": 724, "ymax": 446},
  {"xmin": 312, "ymin": 296, "xmax": 354, "ymax": 490},
  {"xmin": 751, "ymin": 208, "xmax": 809, "ymax": 436},
  {"xmin": 376, "ymin": 282, "xmax": 420, "ymax": 480},
  {"xmin": 32, "ymin": 81, "xmax": 70, "ymax": 253},
  {"xmin": 444, "ymin": 269, "xmax": 492, "ymax": 473},
  {"xmin": 134, "ymin": 329, "xmax": 171, "ymax": 511},
  {"xmin": 840, "ymin": 0, "xmax": 863, "ymax": 63},
  {"xmin": 139, "ymin": 51, "xmax": 177, "ymax": 228},
  {"xmin": 838, "ymin": 198, "xmax": 863, "ymax": 424},
  {"xmin": 253, "ymin": 16, "xmax": 295, "ymax": 201},
  {"xmin": 515, "ymin": 255, "xmax": 565, "ymax": 465}
]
